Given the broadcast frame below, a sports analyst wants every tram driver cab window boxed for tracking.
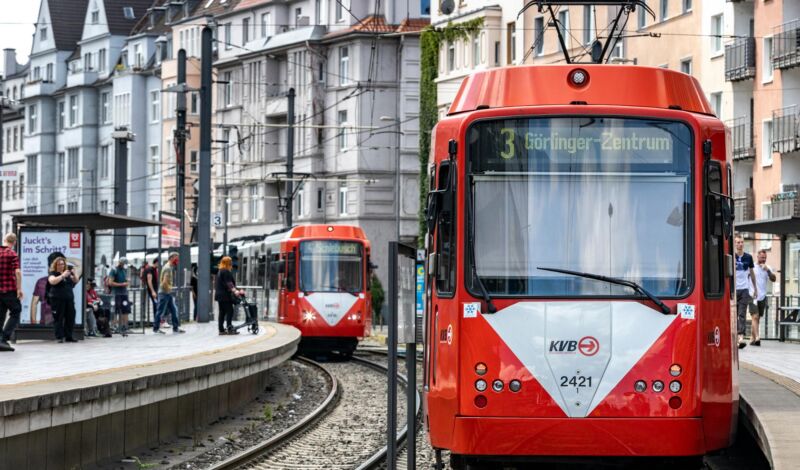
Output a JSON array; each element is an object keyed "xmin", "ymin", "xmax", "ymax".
[
  {"xmin": 432, "ymin": 158, "xmax": 456, "ymax": 295},
  {"xmin": 704, "ymin": 160, "xmax": 732, "ymax": 297},
  {"xmin": 285, "ymin": 250, "xmax": 296, "ymax": 292}
]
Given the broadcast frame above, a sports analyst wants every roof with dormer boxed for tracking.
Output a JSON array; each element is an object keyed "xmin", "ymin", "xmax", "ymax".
[{"xmin": 48, "ymin": 0, "xmax": 91, "ymax": 50}]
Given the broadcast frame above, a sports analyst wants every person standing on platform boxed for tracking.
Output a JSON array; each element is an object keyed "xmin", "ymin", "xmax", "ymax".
[
  {"xmin": 734, "ymin": 235, "xmax": 757, "ymax": 349},
  {"xmin": 108, "ymin": 258, "xmax": 131, "ymax": 336},
  {"xmin": 0, "ymin": 233, "xmax": 23, "ymax": 352},
  {"xmin": 155, "ymin": 252, "xmax": 185, "ymax": 334},
  {"xmin": 48, "ymin": 257, "xmax": 79, "ymax": 343},
  {"xmin": 144, "ymin": 258, "xmax": 159, "ymax": 321},
  {"xmin": 751, "ymin": 249, "xmax": 777, "ymax": 347},
  {"xmin": 215, "ymin": 256, "xmax": 243, "ymax": 335},
  {"xmin": 190, "ymin": 264, "xmax": 198, "ymax": 321}
]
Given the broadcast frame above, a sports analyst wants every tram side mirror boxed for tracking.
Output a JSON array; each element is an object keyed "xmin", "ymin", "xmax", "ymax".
[
  {"xmin": 426, "ymin": 192, "xmax": 441, "ymax": 233},
  {"xmin": 706, "ymin": 195, "xmax": 724, "ymax": 238}
]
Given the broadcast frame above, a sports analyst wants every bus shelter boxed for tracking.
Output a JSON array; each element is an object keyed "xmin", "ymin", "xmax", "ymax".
[
  {"xmin": 12, "ymin": 213, "xmax": 162, "ymax": 340},
  {"xmin": 736, "ymin": 216, "xmax": 800, "ymax": 341}
]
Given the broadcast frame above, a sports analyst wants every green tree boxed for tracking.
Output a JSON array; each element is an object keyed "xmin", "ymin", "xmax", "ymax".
[{"xmin": 370, "ymin": 272, "xmax": 385, "ymax": 322}]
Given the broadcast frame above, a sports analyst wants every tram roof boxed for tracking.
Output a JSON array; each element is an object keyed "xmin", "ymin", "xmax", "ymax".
[{"xmin": 448, "ymin": 65, "xmax": 713, "ymax": 116}]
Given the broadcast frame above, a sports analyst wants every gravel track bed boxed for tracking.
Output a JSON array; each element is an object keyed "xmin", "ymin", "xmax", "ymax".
[{"xmin": 242, "ymin": 360, "xmax": 407, "ymax": 469}]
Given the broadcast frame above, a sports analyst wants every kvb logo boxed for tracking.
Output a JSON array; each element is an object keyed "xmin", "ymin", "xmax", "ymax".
[
  {"xmin": 549, "ymin": 336, "xmax": 600, "ymax": 356},
  {"xmin": 578, "ymin": 336, "xmax": 599, "ymax": 356},
  {"xmin": 69, "ymin": 232, "xmax": 81, "ymax": 249}
]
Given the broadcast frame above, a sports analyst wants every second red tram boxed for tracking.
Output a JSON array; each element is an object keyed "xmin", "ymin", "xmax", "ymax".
[
  {"xmin": 423, "ymin": 64, "xmax": 737, "ymax": 467},
  {"xmin": 266, "ymin": 225, "xmax": 373, "ymax": 356}
]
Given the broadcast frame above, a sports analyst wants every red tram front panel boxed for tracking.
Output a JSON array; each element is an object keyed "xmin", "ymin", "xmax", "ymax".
[{"xmin": 423, "ymin": 65, "xmax": 736, "ymax": 461}]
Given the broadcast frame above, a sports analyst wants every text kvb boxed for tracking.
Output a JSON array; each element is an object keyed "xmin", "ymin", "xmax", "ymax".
[{"xmin": 549, "ymin": 340, "xmax": 578, "ymax": 352}]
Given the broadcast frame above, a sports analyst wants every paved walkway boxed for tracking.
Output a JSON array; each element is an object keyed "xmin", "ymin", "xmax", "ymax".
[
  {"xmin": 739, "ymin": 340, "xmax": 800, "ymax": 384},
  {"xmin": 0, "ymin": 322, "xmax": 272, "ymax": 388}
]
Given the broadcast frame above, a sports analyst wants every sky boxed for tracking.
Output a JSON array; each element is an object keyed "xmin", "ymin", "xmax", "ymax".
[{"xmin": 0, "ymin": 1, "xmax": 40, "ymax": 74}]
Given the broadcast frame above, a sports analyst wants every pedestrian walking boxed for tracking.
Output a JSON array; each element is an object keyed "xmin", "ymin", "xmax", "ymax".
[
  {"xmin": 215, "ymin": 256, "xmax": 243, "ymax": 335},
  {"xmin": 0, "ymin": 233, "xmax": 23, "ymax": 352},
  {"xmin": 751, "ymin": 249, "xmax": 777, "ymax": 346},
  {"xmin": 734, "ymin": 235, "xmax": 757, "ymax": 349},
  {"xmin": 190, "ymin": 264, "xmax": 198, "ymax": 321},
  {"xmin": 108, "ymin": 258, "xmax": 131, "ymax": 336},
  {"xmin": 154, "ymin": 252, "xmax": 185, "ymax": 334},
  {"xmin": 48, "ymin": 256, "xmax": 79, "ymax": 343}
]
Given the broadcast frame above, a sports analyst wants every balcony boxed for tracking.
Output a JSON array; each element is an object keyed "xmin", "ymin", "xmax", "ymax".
[
  {"xmin": 66, "ymin": 68, "xmax": 98, "ymax": 88},
  {"xmin": 772, "ymin": 105, "xmax": 800, "ymax": 154},
  {"xmin": 727, "ymin": 116, "xmax": 756, "ymax": 160},
  {"xmin": 725, "ymin": 37, "xmax": 756, "ymax": 81},
  {"xmin": 771, "ymin": 191, "xmax": 800, "ymax": 218},
  {"xmin": 734, "ymin": 188, "xmax": 755, "ymax": 223},
  {"xmin": 773, "ymin": 19, "xmax": 800, "ymax": 70},
  {"xmin": 23, "ymin": 79, "xmax": 57, "ymax": 98}
]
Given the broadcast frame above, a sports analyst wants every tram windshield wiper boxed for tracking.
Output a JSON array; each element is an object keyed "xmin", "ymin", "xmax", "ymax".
[{"xmin": 536, "ymin": 267, "xmax": 673, "ymax": 315}]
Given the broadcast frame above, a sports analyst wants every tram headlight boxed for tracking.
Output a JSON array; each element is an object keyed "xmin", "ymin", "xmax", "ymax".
[
  {"xmin": 509, "ymin": 380, "xmax": 522, "ymax": 392},
  {"xmin": 492, "ymin": 380, "xmax": 504, "ymax": 392},
  {"xmin": 669, "ymin": 380, "xmax": 682, "ymax": 393},
  {"xmin": 475, "ymin": 379, "xmax": 487, "ymax": 392},
  {"xmin": 634, "ymin": 380, "xmax": 647, "ymax": 393},
  {"xmin": 569, "ymin": 68, "xmax": 589, "ymax": 87},
  {"xmin": 670, "ymin": 364, "xmax": 682, "ymax": 377},
  {"xmin": 474, "ymin": 363, "xmax": 488, "ymax": 376},
  {"xmin": 303, "ymin": 311, "xmax": 316, "ymax": 322},
  {"xmin": 652, "ymin": 380, "xmax": 665, "ymax": 393}
]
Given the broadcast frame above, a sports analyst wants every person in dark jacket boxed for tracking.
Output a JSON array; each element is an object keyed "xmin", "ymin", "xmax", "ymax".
[
  {"xmin": 215, "ymin": 256, "xmax": 243, "ymax": 335},
  {"xmin": 48, "ymin": 256, "xmax": 80, "ymax": 342}
]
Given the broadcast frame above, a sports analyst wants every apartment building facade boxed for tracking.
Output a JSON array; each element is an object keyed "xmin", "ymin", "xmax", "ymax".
[
  {"xmin": 213, "ymin": 0, "xmax": 427, "ymax": 284},
  {"xmin": 1, "ymin": 50, "xmax": 28, "ymax": 235}
]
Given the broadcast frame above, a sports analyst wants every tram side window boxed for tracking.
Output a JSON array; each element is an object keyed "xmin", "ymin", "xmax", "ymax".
[
  {"xmin": 435, "ymin": 160, "xmax": 456, "ymax": 295},
  {"xmin": 286, "ymin": 251, "xmax": 296, "ymax": 292},
  {"xmin": 704, "ymin": 161, "xmax": 725, "ymax": 297},
  {"xmin": 268, "ymin": 253, "xmax": 280, "ymax": 290}
]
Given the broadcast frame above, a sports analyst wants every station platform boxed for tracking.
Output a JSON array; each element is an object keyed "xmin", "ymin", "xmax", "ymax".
[
  {"xmin": 0, "ymin": 322, "xmax": 300, "ymax": 469},
  {"xmin": 737, "ymin": 342, "xmax": 800, "ymax": 470}
]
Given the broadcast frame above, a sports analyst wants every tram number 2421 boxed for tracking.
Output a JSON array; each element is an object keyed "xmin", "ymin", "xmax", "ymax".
[{"xmin": 560, "ymin": 376, "xmax": 593, "ymax": 388}]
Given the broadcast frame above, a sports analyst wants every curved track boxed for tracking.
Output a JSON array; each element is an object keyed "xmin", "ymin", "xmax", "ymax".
[{"xmin": 209, "ymin": 355, "xmax": 415, "ymax": 470}]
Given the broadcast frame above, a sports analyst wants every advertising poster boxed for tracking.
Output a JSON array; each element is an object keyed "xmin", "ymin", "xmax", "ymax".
[
  {"xmin": 161, "ymin": 213, "xmax": 181, "ymax": 248},
  {"xmin": 19, "ymin": 230, "xmax": 85, "ymax": 326}
]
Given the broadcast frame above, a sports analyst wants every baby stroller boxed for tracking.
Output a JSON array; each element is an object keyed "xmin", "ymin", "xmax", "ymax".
[{"xmin": 230, "ymin": 295, "xmax": 260, "ymax": 335}]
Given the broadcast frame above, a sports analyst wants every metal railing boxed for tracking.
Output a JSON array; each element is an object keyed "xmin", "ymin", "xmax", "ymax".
[
  {"xmin": 773, "ymin": 18, "xmax": 800, "ymax": 70},
  {"xmin": 746, "ymin": 295, "xmax": 800, "ymax": 342},
  {"xmin": 770, "ymin": 191, "xmax": 800, "ymax": 217},
  {"xmin": 725, "ymin": 37, "xmax": 756, "ymax": 81},
  {"xmin": 727, "ymin": 116, "xmax": 756, "ymax": 160},
  {"xmin": 734, "ymin": 188, "xmax": 755, "ymax": 223},
  {"xmin": 772, "ymin": 104, "xmax": 800, "ymax": 154}
]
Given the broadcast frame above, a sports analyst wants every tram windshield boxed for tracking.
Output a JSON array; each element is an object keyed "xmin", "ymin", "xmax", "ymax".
[
  {"xmin": 299, "ymin": 240, "xmax": 363, "ymax": 294},
  {"xmin": 467, "ymin": 117, "xmax": 692, "ymax": 298}
]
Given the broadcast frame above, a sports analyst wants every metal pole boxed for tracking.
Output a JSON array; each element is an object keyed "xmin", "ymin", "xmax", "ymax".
[
  {"xmin": 197, "ymin": 28, "xmax": 212, "ymax": 323},
  {"xmin": 0, "ymin": 91, "xmax": 4, "ymax": 232},
  {"xmin": 780, "ymin": 234, "xmax": 787, "ymax": 342},
  {"xmin": 112, "ymin": 132, "xmax": 130, "ymax": 257},
  {"xmin": 285, "ymin": 88, "xmax": 295, "ymax": 228},
  {"xmin": 387, "ymin": 241, "xmax": 398, "ymax": 469},
  {"xmin": 406, "ymin": 341, "xmax": 416, "ymax": 470},
  {"xmin": 395, "ymin": 119, "xmax": 401, "ymax": 242},
  {"xmin": 176, "ymin": 49, "xmax": 188, "ymax": 299}
]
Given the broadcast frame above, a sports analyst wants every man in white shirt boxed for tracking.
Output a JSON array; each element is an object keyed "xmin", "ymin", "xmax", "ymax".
[
  {"xmin": 734, "ymin": 236, "xmax": 757, "ymax": 349},
  {"xmin": 751, "ymin": 249, "xmax": 776, "ymax": 346}
]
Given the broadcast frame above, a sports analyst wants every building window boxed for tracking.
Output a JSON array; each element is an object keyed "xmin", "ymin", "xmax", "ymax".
[
  {"xmin": 250, "ymin": 185, "xmax": 258, "ymax": 221},
  {"xmin": 67, "ymin": 148, "xmax": 79, "ymax": 180},
  {"xmin": 84, "ymin": 52, "xmax": 92, "ymax": 71},
  {"xmin": 57, "ymin": 152, "xmax": 65, "ymax": 183},
  {"xmin": 638, "ymin": 5, "xmax": 647, "ymax": 30},
  {"xmin": 190, "ymin": 150, "xmax": 198, "ymax": 173},
  {"xmin": 46, "ymin": 63, "xmax": 53, "ymax": 82},
  {"xmin": 557, "ymin": 10, "xmax": 570, "ymax": 52},
  {"xmin": 223, "ymin": 71, "xmax": 232, "ymax": 106},
  {"xmin": 12, "ymin": 127, "xmax": 18, "ymax": 151},
  {"xmin": 100, "ymin": 200, "xmax": 108, "ymax": 213},
  {"xmin": 763, "ymin": 37, "xmax": 774, "ymax": 83},
  {"xmin": 91, "ymin": 9, "xmax": 99, "ymax": 24},
  {"xmin": 448, "ymin": 42, "xmax": 455, "ymax": 71},
  {"xmin": 224, "ymin": 23, "xmax": 232, "ymax": 50},
  {"xmin": 762, "ymin": 120, "xmax": 773, "ymax": 166},
  {"xmin": 243, "ymin": 17, "xmax": 250, "ymax": 44},
  {"xmin": 711, "ymin": 15, "xmax": 723, "ymax": 54},
  {"xmin": 583, "ymin": 6, "xmax": 596, "ymax": 45},
  {"xmin": 295, "ymin": 187, "xmax": 304, "ymax": 217},
  {"xmin": 222, "ymin": 129, "xmax": 230, "ymax": 163},
  {"xmin": 494, "ymin": 41, "xmax": 500, "ymax": 65},
  {"xmin": 57, "ymin": 204, "xmax": 65, "ymax": 214},
  {"xmin": 33, "ymin": 66, "xmax": 40, "ymax": 81},
  {"xmin": 534, "ymin": 17, "xmax": 545, "ymax": 56},
  {"xmin": 69, "ymin": 95, "xmax": 79, "ymax": 126},
  {"xmin": 337, "ymin": 110, "xmax": 347, "ymax": 149},
  {"xmin": 98, "ymin": 92, "xmax": 109, "ymax": 123},
  {"xmin": 100, "ymin": 145, "xmax": 109, "ymax": 179},
  {"xmin": 339, "ymin": 46, "xmax": 349, "ymax": 85},
  {"xmin": 472, "ymin": 34, "xmax": 480, "ymax": 67},
  {"xmin": 150, "ymin": 90, "xmax": 159, "ymax": 122},
  {"xmin": 317, "ymin": 188, "xmax": 323, "ymax": 210},
  {"xmin": 68, "ymin": 202, "xmax": 78, "ymax": 213},
  {"xmin": 710, "ymin": 92, "xmax": 722, "ymax": 117},
  {"xmin": 28, "ymin": 105, "xmax": 37, "ymax": 133},
  {"xmin": 190, "ymin": 92, "xmax": 198, "ymax": 114},
  {"xmin": 683, "ymin": 0, "xmax": 692, "ymax": 13},
  {"xmin": 338, "ymin": 184, "xmax": 348, "ymax": 216},
  {"xmin": 150, "ymin": 145, "xmax": 159, "ymax": 176},
  {"xmin": 99, "ymin": 49, "xmax": 106, "ymax": 72},
  {"xmin": 40, "ymin": 27, "xmax": 47, "ymax": 41},
  {"xmin": 660, "ymin": 0, "xmax": 669, "ymax": 21},
  {"xmin": 680, "ymin": 58, "xmax": 692, "ymax": 75},
  {"xmin": 261, "ymin": 12, "xmax": 271, "ymax": 38},
  {"xmin": 507, "ymin": 22, "xmax": 516, "ymax": 64},
  {"xmin": 27, "ymin": 155, "xmax": 37, "ymax": 184},
  {"xmin": 336, "ymin": 0, "xmax": 344, "ymax": 22},
  {"xmin": 295, "ymin": 7, "xmax": 302, "ymax": 26}
]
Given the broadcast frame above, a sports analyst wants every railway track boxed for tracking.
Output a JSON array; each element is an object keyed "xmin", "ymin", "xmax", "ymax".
[{"xmin": 209, "ymin": 355, "xmax": 414, "ymax": 470}]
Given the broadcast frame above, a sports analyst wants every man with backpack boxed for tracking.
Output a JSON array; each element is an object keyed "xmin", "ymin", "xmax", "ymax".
[{"xmin": 107, "ymin": 258, "xmax": 131, "ymax": 336}]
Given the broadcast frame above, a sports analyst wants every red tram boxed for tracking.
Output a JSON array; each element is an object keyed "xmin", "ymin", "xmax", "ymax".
[
  {"xmin": 266, "ymin": 225, "xmax": 373, "ymax": 356},
  {"xmin": 422, "ymin": 64, "xmax": 737, "ymax": 468}
]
